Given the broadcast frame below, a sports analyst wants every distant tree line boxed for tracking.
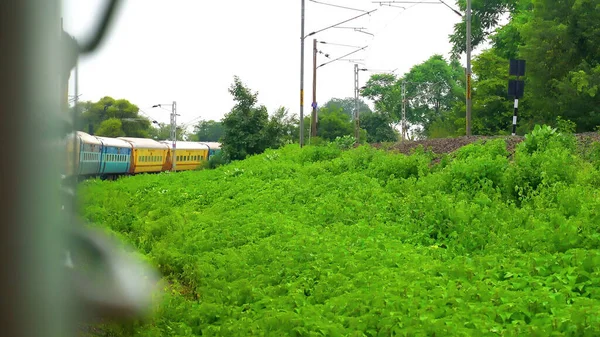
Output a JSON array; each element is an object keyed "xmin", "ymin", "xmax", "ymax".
[
  {"xmin": 73, "ymin": 77, "xmax": 398, "ymax": 163},
  {"xmin": 360, "ymin": 0, "xmax": 600, "ymax": 138}
]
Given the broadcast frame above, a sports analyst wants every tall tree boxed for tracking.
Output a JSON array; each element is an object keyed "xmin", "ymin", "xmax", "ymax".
[
  {"xmin": 221, "ymin": 76, "xmax": 269, "ymax": 160},
  {"xmin": 322, "ymin": 97, "xmax": 372, "ymax": 120},
  {"xmin": 449, "ymin": 0, "xmax": 521, "ymax": 57},
  {"xmin": 148, "ymin": 123, "xmax": 186, "ymax": 141},
  {"xmin": 518, "ymin": 0, "xmax": 600, "ymax": 131},
  {"xmin": 403, "ymin": 55, "xmax": 465, "ymax": 132},
  {"xmin": 360, "ymin": 73, "xmax": 402, "ymax": 123},
  {"xmin": 192, "ymin": 120, "xmax": 224, "ymax": 142},
  {"xmin": 469, "ymin": 48, "xmax": 514, "ymax": 135},
  {"xmin": 96, "ymin": 118, "xmax": 125, "ymax": 138},
  {"xmin": 221, "ymin": 76, "xmax": 294, "ymax": 160},
  {"xmin": 359, "ymin": 112, "xmax": 398, "ymax": 143},
  {"xmin": 265, "ymin": 107, "xmax": 299, "ymax": 148},
  {"xmin": 315, "ymin": 106, "xmax": 355, "ymax": 141},
  {"xmin": 77, "ymin": 96, "xmax": 152, "ymax": 137}
]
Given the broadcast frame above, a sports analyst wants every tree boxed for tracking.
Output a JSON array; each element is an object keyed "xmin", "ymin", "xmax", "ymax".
[
  {"xmin": 322, "ymin": 97, "xmax": 372, "ymax": 120},
  {"xmin": 192, "ymin": 120, "xmax": 224, "ymax": 142},
  {"xmin": 469, "ymin": 48, "xmax": 515, "ymax": 135},
  {"xmin": 77, "ymin": 96, "xmax": 153, "ymax": 137},
  {"xmin": 362, "ymin": 55, "xmax": 465, "ymax": 138},
  {"xmin": 448, "ymin": 0, "xmax": 522, "ymax": 57},
  {"xmin": 360, "ymin": 73, "xmax": 402, "ymax": 123},
  {"xmin": 518, "ymin": 0, "xmax": 600, "ymax": 131},
  {"xmin": 148, "ymin": 123, "xmax": 186, "ymax": 141},
  {"xmin": 316, "ymin": 107, "xmax": 354, "ymax": 141},
  {"xmin": 360, "ymin": 112, "xmax": 398, "ymax": 143},
  {"xmin": 265, "ymin": 107, "xmax": 299, "ymax": 148},
  {"xmin": 221, "ymin": 76, "xmax": 293, "ymax": 160},
  {"xmin": 96, "ymin": 118, "xmax": 125, "ymax": 137}
]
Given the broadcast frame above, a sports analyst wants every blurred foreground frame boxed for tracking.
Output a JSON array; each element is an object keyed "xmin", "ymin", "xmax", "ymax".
[{"xmin": 0, "ymin": 1, "xmax": 161, "ymax": 336}]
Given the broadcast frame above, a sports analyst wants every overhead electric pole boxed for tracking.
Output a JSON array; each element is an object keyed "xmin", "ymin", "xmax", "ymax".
[
  {"xmin": 354, "ymin": 63, "xmax": 360, "ymax": 143},
  {"xmin": 300, "ymin": 0, "xmax": 306, "ymax": 147},
  {"xmin": 466, "ymin": 0, "xmax": 472, "ymax": 136},
  {"xmin": 170, "ymin": 101, "xmax": 177, "ymax": 172},
  {"xmin": 300, "ymin": 4, "xmax": 376, "ymax": 147},
  {"xmin": 153, "ymin": 102, "xmax": 178, "ymax": 172},
  {"xmin": 311, "ymin": 39, "xmax": 318, "ymax": 139}
]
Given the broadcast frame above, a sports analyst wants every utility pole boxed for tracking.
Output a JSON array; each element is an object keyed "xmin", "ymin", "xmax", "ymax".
[
  {"xmin": 300, "ymin": 0, "xmax": 306, "ymax": 147},
  {"xmin": 170, "ymin": 101, "xmax": 177, "ymax": 172},
  {"xmin": 354, "ymin": 63, "xmax": 360, "ymax": 143},
  {"xmin": 402, "ymin": 80, "xmax": 407, "ymax": 140},
  {"xmin": 154, "ymin": 102, "xmax": 178, "ymax": 172},
  {"xmin": 465, "ymin": 0, "xmax": 472, "ymax": 136},
  {"xmin": 311, "ymin": 38, "xmax": 318, "ymax": 139},
  {"xmin": 300, "ymin": 5, "xmax": 376, "ymax": 147}
]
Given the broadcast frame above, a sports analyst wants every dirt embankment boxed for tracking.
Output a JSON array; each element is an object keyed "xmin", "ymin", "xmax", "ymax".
[{"xmin": 372, "ymin": 132, "xmax": 600, "ymax": 157}]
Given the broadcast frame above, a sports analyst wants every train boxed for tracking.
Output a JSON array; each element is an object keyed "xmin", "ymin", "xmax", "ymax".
[{"xmin": 64, "ymin": 131, "xmax": 222, "ymax": 181}]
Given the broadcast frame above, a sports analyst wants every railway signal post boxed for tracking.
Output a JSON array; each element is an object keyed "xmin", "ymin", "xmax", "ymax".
[{"xmin": 508, "ymin": 59, "xmax": 526, "ymax": 136}]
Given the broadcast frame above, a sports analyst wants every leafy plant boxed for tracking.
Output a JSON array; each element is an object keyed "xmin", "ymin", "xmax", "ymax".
[
  {"xmin": 78, "ymin": 126, "xmax": 600, "ymax": 336},
  {"xmin": 332, "ymin": 135, "xmax": 356, "ymax": 150}
]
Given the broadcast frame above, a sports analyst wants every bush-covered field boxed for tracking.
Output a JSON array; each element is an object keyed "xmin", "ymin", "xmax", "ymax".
[{"xmin": 80, "ymin": 127, "xmax": 600, "ymax": 336}]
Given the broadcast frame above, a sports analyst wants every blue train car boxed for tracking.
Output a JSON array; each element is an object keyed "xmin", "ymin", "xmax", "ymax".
[
  {"xmin": 76, "ymin": 131, "xmax": 102, "ymax": 176},
  {"xmin": 95, "ymin": 136, "xmax": 132, "ymax": 178},
  {"xmin": 200, "ymin": 142, "xmax": 222, "ymax": 158}
]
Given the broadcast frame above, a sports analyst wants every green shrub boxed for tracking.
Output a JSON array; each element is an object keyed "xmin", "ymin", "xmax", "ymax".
[{"xmin": 78, "ymin": 128, "xmax": 600, "ymax": 336}]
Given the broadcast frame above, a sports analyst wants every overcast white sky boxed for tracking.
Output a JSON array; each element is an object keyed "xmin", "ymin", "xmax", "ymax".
[{"xmin": 63, "ymin": 0, "xmax": 486, "ymax": 130}]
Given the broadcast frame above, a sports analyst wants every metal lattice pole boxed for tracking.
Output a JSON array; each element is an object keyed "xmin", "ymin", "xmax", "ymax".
[
  {"xmin": 171, "ymin": 101, "xmax": 177, "ymax": 172},
  {"xmin": 354, "ymin": 64, "xmax": 360, "ymax": 142}
]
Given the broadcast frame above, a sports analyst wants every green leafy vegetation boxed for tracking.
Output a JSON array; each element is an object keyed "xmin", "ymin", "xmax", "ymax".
[{"xmin": 80, "ymin": 128, "xmax": 600, "ymax": 336}]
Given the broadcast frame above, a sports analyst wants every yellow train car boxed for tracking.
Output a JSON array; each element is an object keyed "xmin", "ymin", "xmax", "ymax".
[
  {"xmin": 119, "ymin": 137, "xmax": 169, "ymax": 174},
  {"xmin": 160, "ymin": 141, "xmax": 210, "ymax": 172}
]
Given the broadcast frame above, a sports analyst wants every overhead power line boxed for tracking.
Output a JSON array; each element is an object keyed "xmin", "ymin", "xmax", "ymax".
[
  {"xmin": 318, "ymin": 46, "xmax": 368, "ymax": 69},
  {"xmin": 373, "ymin": 1, "xmax": 441, "ymax": 4},
  {"xmin": 306, "ymin": 9, "xmax": 378, "ymax": 37},
  {"xmin": 378, "ymin": 4, "xmax": 406, "ymax": 9},
  {"xmin": 334, "ymin": 26, "xmax": 374, "ymax": 36},
  {"xmin": 438, "ymin": 0, "xmax": 463, "ymax": 17},
  {"xmin": 319, "ymin": 41, "xmax": 362, "ymax": 48},
  {"xmin": 309, "ymin": 0, "xmax": 368, "ymax": 12}
]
